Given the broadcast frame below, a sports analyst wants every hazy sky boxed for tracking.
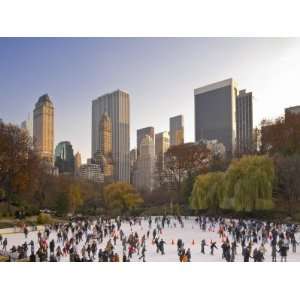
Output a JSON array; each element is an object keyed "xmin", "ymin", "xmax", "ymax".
[{"xmin": 1, "ymin": 38, "xmax": 300, "ymax": 162}]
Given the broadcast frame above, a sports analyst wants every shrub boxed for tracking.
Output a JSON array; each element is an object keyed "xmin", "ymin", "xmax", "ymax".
[
  {"xmin": 24, "ymin": 206, "xmax": 40, "ymax": 217},
  {"xmin": 37, "ymin": 213, "xmax": 53, "ymax": 225}
]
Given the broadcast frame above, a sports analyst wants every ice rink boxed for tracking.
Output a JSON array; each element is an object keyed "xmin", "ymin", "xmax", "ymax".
[{"xmin": 2, "ymin": 217, "xmax": 300, "ymax": 262}]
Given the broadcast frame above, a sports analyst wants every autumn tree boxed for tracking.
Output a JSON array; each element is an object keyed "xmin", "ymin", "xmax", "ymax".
[
  {"xmin": 0, "ymin": 122, "xmax": 106, "ymax": 216},
  {"xmin": 274, "ymin": 154, "xmax": 300, "ymax": 216},
  {"xmin": 51, "ymin": 176, "xmax": 100, "ymax": 215},
  {"xmin": 0, "ymin": 122, "xmax": 44, "ymax": 209},
  {"xmin": 55, "ymin": 192, "xmax": 70, "ymax": 216},
  {"xmin": 162, "ymin": 143, "xmax": 211, "ymax": 203},
  {"xmin": 68, "ymin": 183, "xmax": 83, "ymax": 213},
  {"xmin": 103, "ymin": 182, "xmax": 143, "ymax": 216},
  {"xmin": 261, "ymin": 113, "xmax": 300, "ymax": 156}
]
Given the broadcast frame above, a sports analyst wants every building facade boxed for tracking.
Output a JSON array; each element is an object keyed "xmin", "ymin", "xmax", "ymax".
[
  {"xmin": 99, "ymin": 113, "xmax": 112, "ymax": 158},
  {"xmin": 74, "ymin": 152, "xmax": 82, "ymax": 176},
  {"xmin": 79, "ymin": 163, "xmax": 104, "ymax": 183},
  {"xmin": 97, "ymin": 113, "xmax": 113, "ymax": 181},
  {"xmin": 252, "ymin": 127, "xmax": 261, "ymax": 153},
  {"xmin": 21, "ymin": 112, "xmax": 33, "ymax": 138},
  {"xmin": 92, "ymin": 90, "xmax": 130, "ymax": 183},
  {"xmin": 137, "ymin": 127, "xmax": 154, "ymax": 157},
  {"xmin": 155, "ymin": 131, "xmax": 170, "ymax": 174},
  {"xmin": 236, "ymin": 89, "xmax": 253, "ymax": 155},
  {"xmin": 54, "ymin": 141, "xmax": 75, "ymax": 175},
  {"xmin": 194, "ymin": 78, "xmax": 238, "ymax": 156},
  {"xmin": 134, "ymin": 135, "xmax": 155, "ymax": 191},
  {"xmin": 197, "ymin": 139, "xmax": 226, "ymax": 159},
  {"xmin": 130, "ymin": 149, "xmax": 137, "ymax": 184},
  {"xmin": 33, "ymin": 94, "xmax": 54, "ymax": 162},
  {"xmin": 170, "ymin": 115, "xmax": 184, "ymax": 146},
  {"xmin": 130, "ymin": 148, "xmax": 137, "ymax": 167}
]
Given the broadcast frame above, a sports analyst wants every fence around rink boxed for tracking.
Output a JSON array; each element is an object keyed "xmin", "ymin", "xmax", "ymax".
[{"xmin": 0, "ymin": 225, "xmax": 45, "ymax": 235}]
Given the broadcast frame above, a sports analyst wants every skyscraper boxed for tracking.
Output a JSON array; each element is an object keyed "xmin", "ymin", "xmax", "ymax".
[
  {"xmin": 236, "ymin": 89, "xmax": 253, "ymax": 155},
  {"xmin": 92, "ymin": 90, "xmax": 130, "ymax": 183},
  {"xmin": 33, "ymin": 94, "xmax": 54, "ymax": 162},
  {"xmin": 134, "ymin": 135, "xmax": 155, "ymax": 191},
  {"xmin": 155, "ymin": 131, "xmax": 170, "ymax": 174},
  {"xmin": 54, "ymin": 141, "xmax": 75, "ymax": 175},
  {"xmin": 194, "ymin": 78, "xmax": 238, "ymax": 156},
  {"xmin": 74, "ymin": 152, "xmax": 82, "ymax": 176},
  {"xmin": 170, "ymin": 115, "xmax": 184, "ymax": 146},
  {"xmin": 137, "ymin": 127, "xmax": 154, "ymax": 156}
]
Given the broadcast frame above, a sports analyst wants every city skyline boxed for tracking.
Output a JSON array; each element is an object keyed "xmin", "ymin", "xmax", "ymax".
[{"xmin": 1, "ymin": 38, "xmax": 300, "ymax": 161}]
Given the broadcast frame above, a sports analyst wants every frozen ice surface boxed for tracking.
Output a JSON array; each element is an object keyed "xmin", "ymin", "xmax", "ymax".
[{"xmin": 2, "ymin": 217, "xmax": 300, "ymax": 262}]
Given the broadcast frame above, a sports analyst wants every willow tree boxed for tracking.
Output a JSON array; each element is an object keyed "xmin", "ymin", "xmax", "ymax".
[
  {"xmin": 189, "ymin": 171, "xmax": 225, "ymax": 212},
  {"xmin": 223, "ymin": 155, "xmax": 274, "ymax": 212}
]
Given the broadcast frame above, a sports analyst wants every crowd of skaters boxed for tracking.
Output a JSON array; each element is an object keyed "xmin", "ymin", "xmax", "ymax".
[
  {"xmin": 0, "ymin": 215, "xmax": 299, "ymax": 262},
  {"xmin": 194, "ymin": 216, "xmax": 299, "ymax": 262}
]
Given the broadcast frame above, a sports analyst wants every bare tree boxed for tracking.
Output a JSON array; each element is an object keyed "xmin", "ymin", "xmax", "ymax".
[{"xmin": 162, "ymin": 143, "xmax": 211, "ymax": 204}]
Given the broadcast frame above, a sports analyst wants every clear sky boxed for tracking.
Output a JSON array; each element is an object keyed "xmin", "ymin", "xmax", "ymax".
[{"xmin": 1, "ymin": 38, "xmax": 300, "ymax": 162}]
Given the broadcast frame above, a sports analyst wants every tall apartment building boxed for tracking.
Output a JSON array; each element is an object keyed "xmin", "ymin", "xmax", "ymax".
[
  {"xmin": 134, "ymin": 135, "xmax": 155, "ymax": 191},
  {"xmin": 137, "ymin": 127, "xmax": 154, "ymax": 157},
  {"xmin": 170, "ymin": 115, "xmax": 184, "ymax": 146},
  {"xmin": 236, "ymin": 89, "xmax": 253, "ymax": 155},
  {"xmin": 194, "ymin": 79, "xmax": 254, "ymax": 157},
  {"xmin": 33, "ymin": 94, "xmax": 54, "ymax": 162},
  {"xmin": 92, "ymin": 90, "xmax": 130, "ymax": 183},
  {"xmin": 194, "ymin": 79, "xmax": 238, "ymax": 156}
]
